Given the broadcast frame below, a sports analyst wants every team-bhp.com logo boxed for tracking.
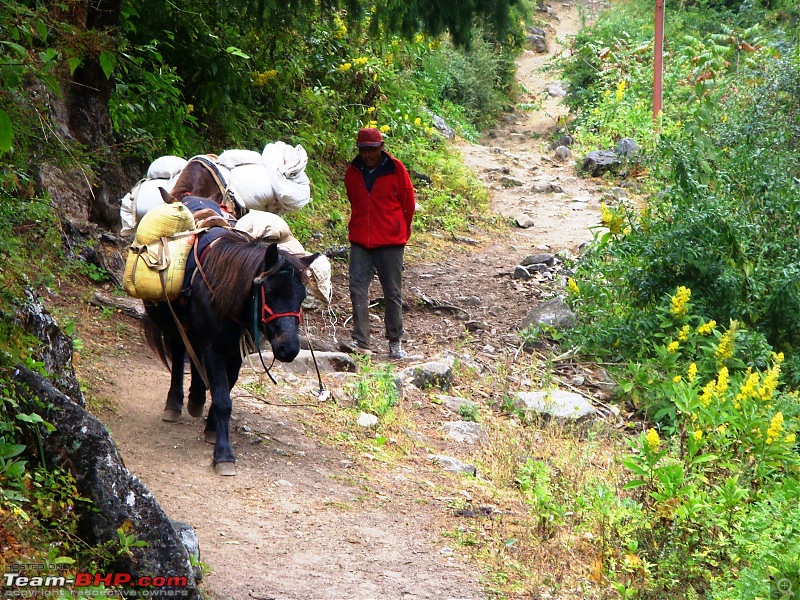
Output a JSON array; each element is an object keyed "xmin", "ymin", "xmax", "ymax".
[{"xmin": 3, "ymin": 568, "xmax": 189, "ymax": 597}]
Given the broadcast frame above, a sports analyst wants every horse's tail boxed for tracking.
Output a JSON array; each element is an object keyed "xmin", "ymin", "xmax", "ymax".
[{"xmin": 143, "ymin": 312, "xmax": 172, "ymax": 370}]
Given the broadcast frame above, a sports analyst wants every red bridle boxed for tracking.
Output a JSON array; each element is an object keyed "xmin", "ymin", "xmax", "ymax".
[{"xmin": 260, "ymin": 285, "xmax": 302, "ymax": 325}]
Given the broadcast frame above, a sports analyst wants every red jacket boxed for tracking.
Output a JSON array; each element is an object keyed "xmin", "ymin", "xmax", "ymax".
[{"xmin": 345, "ymin": 152, "xmax": 415, "ymax": 249}]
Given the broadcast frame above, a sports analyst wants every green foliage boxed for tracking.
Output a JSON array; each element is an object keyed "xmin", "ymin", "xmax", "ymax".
[
  {"xmin": 347, "ymin": 357, "xmax": 400, "ymax": 418},
  {"xmin": 458, "ymin": 402, "xmax": 480, "ymax": 422},
  {"xmin": 516, "ymin": 458, "xmax": 566, "ymax": 536}
]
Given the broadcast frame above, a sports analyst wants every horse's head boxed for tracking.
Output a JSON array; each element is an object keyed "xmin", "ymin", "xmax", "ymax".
[{"xmin": 254, "ymin": 244, "xmax": 318, "ymax": 362}]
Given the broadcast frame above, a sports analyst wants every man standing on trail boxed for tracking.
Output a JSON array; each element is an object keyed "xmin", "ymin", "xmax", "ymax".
[{"xmin": 343, "ymin": 127, "xmax": 416, "ymax": 360}]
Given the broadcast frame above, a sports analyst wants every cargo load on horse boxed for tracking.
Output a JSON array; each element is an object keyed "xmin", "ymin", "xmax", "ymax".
[
  {"xmin": 122, "ymin": 201, "xmax": 197, "ymax": 301},
  {"xmin": 119, "ymin": 142, "xmax": 311, "ymax": 236},
  {"xmin": 118, "ymin": 143, "xmax": 330, "ymax": 304}
]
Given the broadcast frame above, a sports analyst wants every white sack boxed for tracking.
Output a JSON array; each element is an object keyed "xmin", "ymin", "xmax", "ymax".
[
  {"xmin": 147, "ymin": 155, "xmax": 187, "ymax": 180},
  {"xmin": 222, "ymin": 164, "xmax": 278, "ymax": 213},
  {"xmin": 262, "ymin": 141, "xmax": 308, "ymax": 178},
  {"xmin": 270, "ymin": 169, "xmax": 311, "ymax": 212},
  {"xmin": 234, "ymin": 210, "xmax": 292, "ymax": 242},
  {"xmin": 306, "ymin": 254, "xmax": 332, "ymax": 304},
  {"xmin": 120, "ymin": 190, "xmax": 137, "ymax": 237},
  {"xmin": 217, "ymin": 149, "xmax": 264, "ymax": 170},
  {"xmin": 119, "ymin": 174, "xmax": 180, "ymax": 237},
  {"xmin": 235, "ymin": 210, "xmax": 331, "ymax": 304}
]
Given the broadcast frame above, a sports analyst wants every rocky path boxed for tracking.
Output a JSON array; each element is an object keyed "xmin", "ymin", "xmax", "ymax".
[{"xmin": 81, "ymin": 2, "xmax": 605, "ymax": 598}]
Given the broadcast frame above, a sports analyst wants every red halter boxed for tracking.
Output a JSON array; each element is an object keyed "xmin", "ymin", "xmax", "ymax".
[{"xmin": 260, "ymin": 285, "xmax": 302, "ymax": 325}]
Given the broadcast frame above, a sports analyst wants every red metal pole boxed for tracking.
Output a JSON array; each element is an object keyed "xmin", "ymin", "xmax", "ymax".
[{"xmin": 653, "ymin": 0, "xmax": 665, "ymax": 130}]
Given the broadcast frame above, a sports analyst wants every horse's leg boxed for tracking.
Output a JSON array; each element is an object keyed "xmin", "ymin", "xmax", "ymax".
[
  {"xmin": 187, "ymin": 361, "xmax": 207, "ymax": 418},
  {"xmin": 202, "ymin": 358, "xmax": 241, "ymax": 443},
  {"xmin": 162, "ymin": 339, "xmax": 186, "ymax": 422},
  {"xmin": 201, "ymin": 348, "xmax": 237, "ymax": 476}
]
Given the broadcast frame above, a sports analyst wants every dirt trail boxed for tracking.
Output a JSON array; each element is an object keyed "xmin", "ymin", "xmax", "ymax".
[{"xmin": 78, "ymin": 3, "xmax": 604, "ymax": 598}]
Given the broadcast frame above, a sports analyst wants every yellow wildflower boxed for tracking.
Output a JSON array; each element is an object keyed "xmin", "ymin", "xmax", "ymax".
[
  {"xmin": 415, "ymin": 34, "xmax": 425, "ymax": 43},
  {"xmin": 687, "ymin": 362, "xmax": 698, "ymax": 382},
  {"xmin": 367, "ymin": 106, "xmax": 376, "ymax": 114},
  {"xmin": 600, "ymin": 203, "xmax": 625, "ymax": 235},
  {"xmin": 334, "ymin": 16, "xmax": 348, "ymax": 38},
  {"xmin": 785, "ymin": 433, "xmax": 796, "ymax": 444},
  {"xmin": 616, "ymin": 80, "xmax": 626, "ymax": 101},
  {"xmin": 667, "ymin": 341, "xmax": 679, "ymax": 354},
  {"xmin": 715, "ymin": 322, "xmax": 737, "ymax": 363},
  {"xmin": 670, "ymin": 286, "xmax": 691, "ymax": 317},
  {"xmin": 735, "ymin": 370, "xmax": 759, "ymax": 409},
  {"xmin": 700, "ymin": 380, "xmax": 716, "ymax": 407},
  {"xmin": 379, "ymin": 124, "xmax": 391, "ymax": 133},
  {"xmin": 673, "ymin": 375, "xmax": 682, "ymax": 384},
  {"xmin": 716, "ymin": 366, "xmax": 729, "ymax": 395},
  {"xmin": 252, "ymin": 69, "xmax": 278, "ymax": 87},
  {"xmin": 339, "ymin": 62, "xmax": 353, "ymax": 72},
  {"xmin": 645, "ymin": 428, "xmax": 661, "ymax": 452},
  {"xmin": 369, "ymin": 120, "xmax": 378, "ymax": 128},
  {"xmin": 692, "ymin": 429, "xmax": 703, "ymax": 442},
  {"xmin": 758, "ymin": 363, "xmax": 781, "ymax": 402},
  {"xmin": 567, "ymin": 278, "xmax": 580, "ymax": 294},
  {"xmin": 697, "ymin": 320, "xmax": 716, "ymax": 335},
  {"xmin": 414, "ymin": 117, "xmax": 422, "ymax": 126},
  {"xmin": 678, "ymin": 325, "xmax": 690, "ymax": 342},
  {"xmin": 717, "ymin": 423, "xmax": 727, "ymax": 436},
  {"xmin": 766, "ymin": 412, "xmax": 784, "ymax": 445},
  {"xmin": 354, "ymin": 57, "xmax": 368, "ymax": 66}
]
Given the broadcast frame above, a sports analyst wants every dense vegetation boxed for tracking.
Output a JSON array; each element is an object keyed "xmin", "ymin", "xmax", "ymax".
[{"xmin": 523, "ymin": 0, "xmax": 800, "ymax": 596}]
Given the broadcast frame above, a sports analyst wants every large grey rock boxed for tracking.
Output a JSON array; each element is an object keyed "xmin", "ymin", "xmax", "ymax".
[
  {"xmin": 253, "ymin": 349, "xmax": 357, "ymax": 374},
  {"xmin": 429, "ymin": 455, "xmax": 477, "ymax": 476},
  {"xmin": 581, "ymin": 149, "xmax": 620, "ymax": 177},
  {"xmin": 515, "ymin": 389, "xmax": 596, "ymax": 421},
  {"xmin": 12, "ymin": 366, "xmax": 200, "ymax": 598},
  {"xmin": 424, "ymin": 108, "xmax": 456, "ymax": 140},
  {"xmin": 408, "ymin": 361, "xmax": 453, "ymax": 391},
  {"xmin": 521, "ymin": 253, "xmax": 556, "ymax": 267},
  {"xmin": 437, "ymin": 395, "xmax": 474, "ymax": 415},
  {"xmin": 15, "ymin": 289, "xmax": 84, "ymax": 404},
  {"xmin": 515, "ymin": 213, "xmax": 536, "ymax": 228},
  {"xmin": 521, "ymin": 298, "xmax": 576, "ymax": 329},
  {"xmin": 616, "ymin": 137, "xmax": 640, "ymax": 157},
  {"xmin": 442, "ymin": 421, "xmax": 487, "ymax": 445}
]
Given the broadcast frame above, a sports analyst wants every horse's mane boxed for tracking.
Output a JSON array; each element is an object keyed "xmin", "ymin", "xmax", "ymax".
[{"xmin": 200, "ymin": 231, "xmax": 309, "ymax": 319}]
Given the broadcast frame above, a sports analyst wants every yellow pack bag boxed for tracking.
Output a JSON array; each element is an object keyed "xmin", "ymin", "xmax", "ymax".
[
  {"xmin": 133, "ymin": 202, "xmax": 195, "ymax": 245},
  {"xmin": 123, "ymin": 203, "xmax": 197, "ymax": 301},
  {"xmin": 123, "ymin": 231, "xmax": 196, "ymax": 301}
]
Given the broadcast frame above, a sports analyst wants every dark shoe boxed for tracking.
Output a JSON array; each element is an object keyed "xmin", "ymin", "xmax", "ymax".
[
  {"xmin": 340, "ymin": 340, "xmax": 372, "ymax": 356},
  {"xmin": 388, "ymin": 341, "xmax": 407, "ymax": 360}
]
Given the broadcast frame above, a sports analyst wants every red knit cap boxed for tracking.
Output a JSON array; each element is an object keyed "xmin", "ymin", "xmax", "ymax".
[{"xmin": 356, "ymin": 128, "xmax": 383, "ymax": 148}]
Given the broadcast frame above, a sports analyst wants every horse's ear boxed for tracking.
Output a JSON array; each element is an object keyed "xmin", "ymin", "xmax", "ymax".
[
  {"xmin": 299, "ymin": 253, "xmax": 320, "ymax": 269},
  {"xmin": 159, "ymin": 187, "xmax": 177, "ymax": 204},
  {"xmin": 264, "ymin": 242, "xmax": 280, "ymax": 268}
]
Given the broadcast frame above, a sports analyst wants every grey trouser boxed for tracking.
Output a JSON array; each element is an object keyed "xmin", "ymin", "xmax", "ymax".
[{"xmin": 349, "ymin": 243, "xmax": 405, "ymax": 347}]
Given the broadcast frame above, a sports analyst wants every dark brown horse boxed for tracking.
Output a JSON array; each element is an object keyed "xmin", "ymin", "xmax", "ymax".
[
  {"xmin": 144, "ymin": 195, "xmax": 317, "ymax": 475},
  {"xmin": 169, "ymin": 156, "xmax": 242, "ymax": 216}
]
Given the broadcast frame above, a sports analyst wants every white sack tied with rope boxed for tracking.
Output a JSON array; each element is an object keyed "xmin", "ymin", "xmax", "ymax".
[
  {"xmin": 119, "ymin": 155, "xmax": 187, "ymax": 236},
  {"xmin": 234, "ymin": 210, "xmax": 331, "ymax": 304}
]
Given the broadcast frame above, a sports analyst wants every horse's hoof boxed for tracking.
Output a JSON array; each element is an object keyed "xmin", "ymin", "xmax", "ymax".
[
  {"xmin": 187, "ymin": 402, "xmax": 205, "ymax": 418},
  {"xmin": 204, "ymin": 431, "xmax": 216, "ymax": 444},
  {"xmin": 214, "ymin": 462, "xmax": 236, "ymax": 476},
  {"xmin": 162, "ymin": 409, "xmax": 181, "ymax": 422}
]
